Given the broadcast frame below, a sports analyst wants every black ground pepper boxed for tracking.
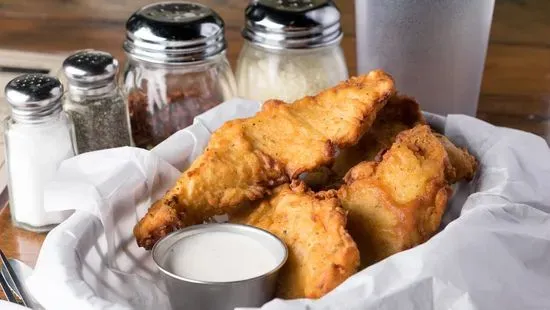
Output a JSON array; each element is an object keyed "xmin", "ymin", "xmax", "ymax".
[
  {"xmin": 62, "ymin": 50, "xmax": 133, "ymax": 154},
  {"xmin": 66, "ymin": 94, "xmax": 133, "ymax": 154}
]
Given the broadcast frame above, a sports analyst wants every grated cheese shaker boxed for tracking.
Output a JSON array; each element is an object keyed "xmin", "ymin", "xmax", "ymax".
[{"xmin": 236, "ymin": 0, "xmax": 348, "ymax": 103}]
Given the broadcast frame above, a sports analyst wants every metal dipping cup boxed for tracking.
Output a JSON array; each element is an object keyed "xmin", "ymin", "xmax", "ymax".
[{"xmin": 152, "ymin": 223, "xmax": 288, "ymax": 310}]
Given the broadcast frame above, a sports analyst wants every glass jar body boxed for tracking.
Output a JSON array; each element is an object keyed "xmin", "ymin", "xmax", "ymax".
[
  {"xmin": 122, "ymin": 54, "xmax": 237, "ymax": 149},
  {"xmin": 236, "ymin": 42, "xmax": 349, "ymax": 103},
  {"xmin": 63, "ymin": 87, "xmax": 132, "ymax": 154},
  {"xmin": 4, "ymin": 112, "xmax": 76, "ymax": 232},
  {"xmin": 64, "ymin": 87, "xmax": 133, "ymax": 154}
]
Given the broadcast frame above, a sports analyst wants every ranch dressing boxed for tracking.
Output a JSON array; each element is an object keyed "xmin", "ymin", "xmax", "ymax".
[{"xmin": 163, "ymin": 231, "xmax": 278, "ymax": 282}]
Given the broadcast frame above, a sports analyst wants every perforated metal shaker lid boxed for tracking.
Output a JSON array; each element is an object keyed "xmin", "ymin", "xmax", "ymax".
[
  {"xmin": 124, "ymin": 1, "xmax": 226, "ymax": 64},
  {"xmin": 243, "ymin": 0, "xmax": 342, "ymax": 49},
  {"xmin": 5, "ymin": 74, "xmax": 64, "ymax": 121},
  {"xmin": 63, "ymin": 50, "xmax": 118, "ymax": 85}
]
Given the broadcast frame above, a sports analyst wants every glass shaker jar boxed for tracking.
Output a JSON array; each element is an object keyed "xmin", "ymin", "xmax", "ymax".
[
  {"xmin": 236, "ymin": 0, "xmax": 348, "ymax": 103},
  {"xmin": 63, "ymin": 50, "xmax": 133, "ymax": 154},
  {"xmin": 4, "ymin": 74, "xmax": 76, "ymax": 232},
  {"xmin": 122, "ymin": 1, "xmax": 237, "ymax": 149}
]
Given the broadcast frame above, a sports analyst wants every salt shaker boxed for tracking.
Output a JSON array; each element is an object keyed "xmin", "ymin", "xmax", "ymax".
[
  {"xmin": 4, "ymin": 74, "xmax": 76, "ymax": 232},
  {"xmin": 122, "ymin": 1, "xmax": 237, "ymax": 149},
  {"xmin": 63, "ymin": 50, "xmax": 133, "ymax": 154},
  {"xmin": 236, "ymin": 0, "xmax": 348, "ymax": 103}
]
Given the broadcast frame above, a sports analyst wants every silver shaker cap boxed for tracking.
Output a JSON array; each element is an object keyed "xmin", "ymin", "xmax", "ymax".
[
  {"xmin": 63, "ymin": 50, "xmax": 118, "ymax": 85},
  {"xmin": 242, "ymin": 0, "xmax": 342, "ymax": 49},
  {"xmin": 123, "ymin": 1, "xmax": 227, "ymax": 64},
  {"xmin": 5, "ymin": 74, "xmax": 64, "ymax": 122}
]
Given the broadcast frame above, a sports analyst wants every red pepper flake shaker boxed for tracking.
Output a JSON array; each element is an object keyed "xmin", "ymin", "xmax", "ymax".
[{"xmin": 122, "ymin": 1, "xmax": 237, "ymax": 149}]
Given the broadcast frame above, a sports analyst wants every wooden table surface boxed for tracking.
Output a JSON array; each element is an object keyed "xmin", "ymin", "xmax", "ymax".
[{"xmin": 1, "ymin": 0, "xmax": 549, "ymax": 302}]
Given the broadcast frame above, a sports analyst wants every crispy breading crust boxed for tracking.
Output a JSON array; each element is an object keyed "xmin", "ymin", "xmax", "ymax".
[
  {"xmin": 338, "ymin": 125, "xmax": 459, "ymax": 267},
  {"xmin": 302, "ymin": 94, "xmax": 426, "ymax": 190},
  {"xmin": 134, "ymin": 70, "xmax": 396, "ymax": 249},
  {"xmin": 231, "ymin": 181, "xmax": 360, "ymax": 299},
  {"xmin": 434, "ymin": 133, "xmax": 478, "ymax": 182},
  {"xmin": 333, "ymin": 94, "xmax": 426, "ymax": 178}
]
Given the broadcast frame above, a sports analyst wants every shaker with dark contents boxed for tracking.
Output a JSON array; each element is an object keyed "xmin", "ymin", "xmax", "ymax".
[
  {"xmin": 123, "ymin": 1, "xmax": 237, "ymax": 149},
  {"xmin": 62, "ymin": 50, "xmax": 133, "ymax": 153}
]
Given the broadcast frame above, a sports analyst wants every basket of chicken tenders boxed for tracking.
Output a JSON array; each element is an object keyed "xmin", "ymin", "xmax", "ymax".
[{"xmin": 24, "ymin": 70, "xmax": 550, "ymax": 310}]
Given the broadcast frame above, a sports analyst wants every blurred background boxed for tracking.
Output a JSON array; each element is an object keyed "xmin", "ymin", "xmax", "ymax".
[{"xmin": 0, "ymin": 0, "xmax": 549, "ymax": 142}]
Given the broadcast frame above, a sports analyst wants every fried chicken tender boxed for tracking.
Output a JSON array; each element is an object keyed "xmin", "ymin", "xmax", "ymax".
[
  {"xmin": 303, "ymin": 95, "xmax": 425, "ymax": 189},
  {"xmin": 231, "ymin": 181, "xmax": 360, "ymax": 299},
  {"xmin": 435, "ymin": 133, "xmax": 478, "ymax": 182},
  {"xmin": 338, "ymin": 125, "xmax": 477, "ymax": 267},
  {"xmin": 134, "ymin": 71, "xmax": 396, "ymax": 249},
  {"xmin": 332, "ymin": 95, "xmax": 426, "ymax": 178}
]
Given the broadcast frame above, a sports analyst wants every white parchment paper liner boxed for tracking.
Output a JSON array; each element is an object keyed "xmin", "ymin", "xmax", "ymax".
[{"xmin": 25, "ymin": 98, "xmax": 550, "ymax": 310}]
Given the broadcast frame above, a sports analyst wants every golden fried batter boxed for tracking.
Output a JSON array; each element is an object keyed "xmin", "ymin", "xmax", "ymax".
[
  {"xmin": 302, "ymin": 95, "xmax": 425, "ymax": 189},
  {"xmin": 338, "ymin": 125, "xmax": 477, "ymax": 267},
  {"xmin": 332, "ymin": 94, "xmax": 426, "ymax": 178},
  {"xmin": 435, "ymin": 133, "xmax": 478, "ymax": 182},
  {"xmin": 231, "ymin": 181, "xmax": 360, "ymax": 299},
  {"xmin": 134, "ymin": 71, "xmax": 396, "ymax": 249}
]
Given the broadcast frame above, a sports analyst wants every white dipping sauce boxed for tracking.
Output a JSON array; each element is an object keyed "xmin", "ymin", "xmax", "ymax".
[{"xmin": 163, "ymin": 231, "xmax": 278, "ymax": 282}]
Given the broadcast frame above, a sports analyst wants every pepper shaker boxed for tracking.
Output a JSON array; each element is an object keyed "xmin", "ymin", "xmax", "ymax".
[
  {"xmin": 4, "ymin": 74, "xmax": 76, "ymax": 232},
  {"xmin": 236, "ymin": 0, "xmax": 348, "ymax": 103},
  {"xmin": 63, "ymin": 50, "xmax": 133, "ymax": 154}
]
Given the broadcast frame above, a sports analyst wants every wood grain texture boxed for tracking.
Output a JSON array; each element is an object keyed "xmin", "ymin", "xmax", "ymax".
[
  {"xmin": 0, "ymin": 1, "xmax": 549, "ymax": 298},
  {"xmin": 0, "ymin": 207, "xmax": 46, "ymax": 268},
  {"xmin": 0, "ymin": 206, "xmax": 45, "ymax": 300},
  {"xmin": 0, "ymin": 0, "xmax": 357, "ymax": 74}
]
